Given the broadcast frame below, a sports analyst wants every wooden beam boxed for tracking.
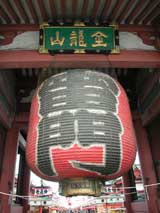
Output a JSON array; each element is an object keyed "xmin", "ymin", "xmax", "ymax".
[
  {"xmin": 0, "ymin": 24, "xmax": 39, "ymax": 32},
  {"xmin": 0, "ymin": 24, "xmax": 156, "ymax": 33},
  {"xmin": 0, "ymin": 50, "xmax": 159, "ymax": 69},
  {"xmin": 108, "ymin": 51, "xmax": 160, "ymax": 68},
  {"xmin": 0, "ymin": 50, "xmax": 109, "ymax": 68},
  {"xmin": 119, "ymin": 25, "xmax": 155, "ymax": 33}
]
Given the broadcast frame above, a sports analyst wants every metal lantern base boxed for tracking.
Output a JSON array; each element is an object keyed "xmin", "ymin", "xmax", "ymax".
[{"xmin": 59, "ymin": 178, "xmax": 104, "ymax": 197}]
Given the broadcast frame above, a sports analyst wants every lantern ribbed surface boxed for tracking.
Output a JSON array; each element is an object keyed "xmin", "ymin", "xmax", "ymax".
[{"xmin": 26, "ymin": 70, "xmax": 136, "ymax": 181}]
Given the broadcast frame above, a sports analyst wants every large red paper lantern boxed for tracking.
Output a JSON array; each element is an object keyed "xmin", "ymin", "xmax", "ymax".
[{"xmin": 26, "ymin": 70, "xmax": 136, "ymax": 195}]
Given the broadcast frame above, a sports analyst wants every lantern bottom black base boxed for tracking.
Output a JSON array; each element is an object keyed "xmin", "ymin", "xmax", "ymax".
[{"xmin": 59, "ymin": 178, "xmax": 104, "ymax": 197}]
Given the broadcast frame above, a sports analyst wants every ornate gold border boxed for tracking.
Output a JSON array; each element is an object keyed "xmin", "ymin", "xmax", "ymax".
[
  {"xmin": 39, "ymin": 23, "xmax": 49, "ymax": 53},
  {"xmin": 110, "ymin": 24, "xmax": 120, "ymax": 54},
  {"xmin": 39, "ymin": 23, "xmax": 120, "ymax": 54}
]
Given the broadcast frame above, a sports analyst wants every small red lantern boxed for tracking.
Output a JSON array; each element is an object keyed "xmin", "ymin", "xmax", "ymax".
[{"xmin": 27, "ymin": 70, "xmax": 136, "ymax": 196}]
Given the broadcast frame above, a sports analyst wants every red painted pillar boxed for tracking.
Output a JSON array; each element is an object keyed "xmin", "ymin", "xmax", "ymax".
[
  {"xmin": 39, "ymin": 206, "xmax": 43, "ymax": 213},
  {"xmin": 147, "ymin": 118, "xmax": 160, "ymax": 180},
  {"xmin": 123, "ymin": 169, "xmax": 137, "ymax": 213},
  {"xmin": 0, "ymin": 127, "xmax": 19, "ymax": 213},
  {"xmin": 134, "ymin": 116, "xmax": 159, "ymax": 212},
  {"xmin": 123, "ymin": 172, "xmax": 133, "ymax": 213},
  {"xmin": 147, "ymin": 117, "xmax": 160, "ymax": 209},
  {"xmin": 22, "ymin": 163, "xmax": 30, "ymax": 213}
]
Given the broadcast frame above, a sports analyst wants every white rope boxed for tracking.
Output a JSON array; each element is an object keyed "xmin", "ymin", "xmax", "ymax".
[
  {"xmin": 0, "ymin": 191, "xmax": 28, "ymax": 198},
  {"xmin": 101, "ymin": 191, "xmax": 145, "ymax": 198},
  {"xmin": 104, "ymin": 181, "xmax": 160, "ymax": 191},
  {"xmin": 0, "ymin": 190, "xmax": 144, "ymax": 199},
  {"xmin": 0, "ymin": 192, "xmax": 29, "ymax": 200},
  {"xmin": 0, "ymin": 191, "xmax": 53, "ymax": 200},
  {"xmin": 0, "ymin": 181, "xmax": 159, "ymax": 200}
]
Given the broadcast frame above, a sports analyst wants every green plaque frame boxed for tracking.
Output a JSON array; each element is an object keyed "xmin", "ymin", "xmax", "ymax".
[{"xmin": 39, "ymin": 23, "xmax": 120, "ymax": 54}]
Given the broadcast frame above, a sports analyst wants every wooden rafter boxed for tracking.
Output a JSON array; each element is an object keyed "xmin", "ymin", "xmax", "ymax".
[
  {"xmin": 60, "ymin": 0, "xmax": 66, "ymax": 19},
  {"xmin": 26, "ymin": 0, "xmax": 39, "ymax": 23},
  {"xmin": 0, "ymin": 0, "xmax": 159, "ymax": 26},
  {"xmin": 116, "ymin": 0, "xmax": 135, "ymax": 23},
  {"xmin": 37, "ymin": 0, "xmax": 48, "ymax": 22},
  {"xmin": 134, "ymin": 0, "xmax": 158, "ymax": 24},
  {"xmin": 60, "ymin": 0, "xmax": 66, "ymax": 17},
  {"xmin": 0, "ymin": 5, "xmax": 11, "ymax": 24},
  {"xmin": 81, "ymin": 0, "xmax": 89, "ymax": 19},
  {"xmin": 143, "ymin": 3, "xmax": 160, "ymax": 25},
  {"xmin": 100, "ymin": 0, "xmax": 112, "ymax": 21},
  {"xmin": 49, "ymin": 0, "xmax": 57, "ymax": 20},
  {"xmin": 1, "ymin": 1, "xmax": 20, "ymax": 23},
  {"xmin": 125, "ymin": 0, "xmax": 147, "ymax": 24},
  {"xmin": 91, "ymin": 0, "xmax": 100, "ymax": 20},
  {"xmin": 72, "ymin": 0, "xmax": 78, "ymax": 18},
  {"xmin": 152, "ymin": 15, "xmax": 160, "ymax": 25},
  {"xmin": 14, "ymin": 0, "xmax": 30, "ymax": 23},
  {"xmin": 108, "ymin": 0, "xmax": 124, "ymax": 22},
  {"xmin": 0, "ymin": 18, "xmax": 3, "ymax": 24}
]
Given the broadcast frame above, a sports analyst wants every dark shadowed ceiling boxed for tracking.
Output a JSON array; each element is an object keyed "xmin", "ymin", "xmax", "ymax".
[
  {"xmin": 0, "ymin": 0, "xmax": 160, "ymax": 25},
  {"xmin": 14, "ymin": 68, "xmax": 140, "ymax": 113}
]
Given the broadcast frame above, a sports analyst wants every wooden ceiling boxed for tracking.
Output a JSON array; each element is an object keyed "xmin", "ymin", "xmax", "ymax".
[{"xmin": 0, "ymin": 0, "xmax": 160, "ymax": 25}]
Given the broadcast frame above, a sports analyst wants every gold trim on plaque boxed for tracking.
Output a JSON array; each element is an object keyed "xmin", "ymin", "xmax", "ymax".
[
  {"xmin": 39, "ymin": 23, "xmax": 120, "ymax": 54},
  {"xmin": 74, "ymin": 49, "xmax": 86, "ymax": 53}
]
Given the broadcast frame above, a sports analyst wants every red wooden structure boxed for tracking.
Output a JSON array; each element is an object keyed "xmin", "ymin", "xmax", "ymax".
[{"xmin": 0, "ymin": 0, "xmax": 160, "ymax": 212}]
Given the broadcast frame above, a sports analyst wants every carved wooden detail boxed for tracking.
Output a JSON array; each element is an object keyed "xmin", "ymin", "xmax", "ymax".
[
  {"xmin": 0, "ymin": 31, "xmax": 23, "ymax": 45},
  {"xmin": 137, "ymin": 27, "xmax": 160, "ymax": 50}
]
